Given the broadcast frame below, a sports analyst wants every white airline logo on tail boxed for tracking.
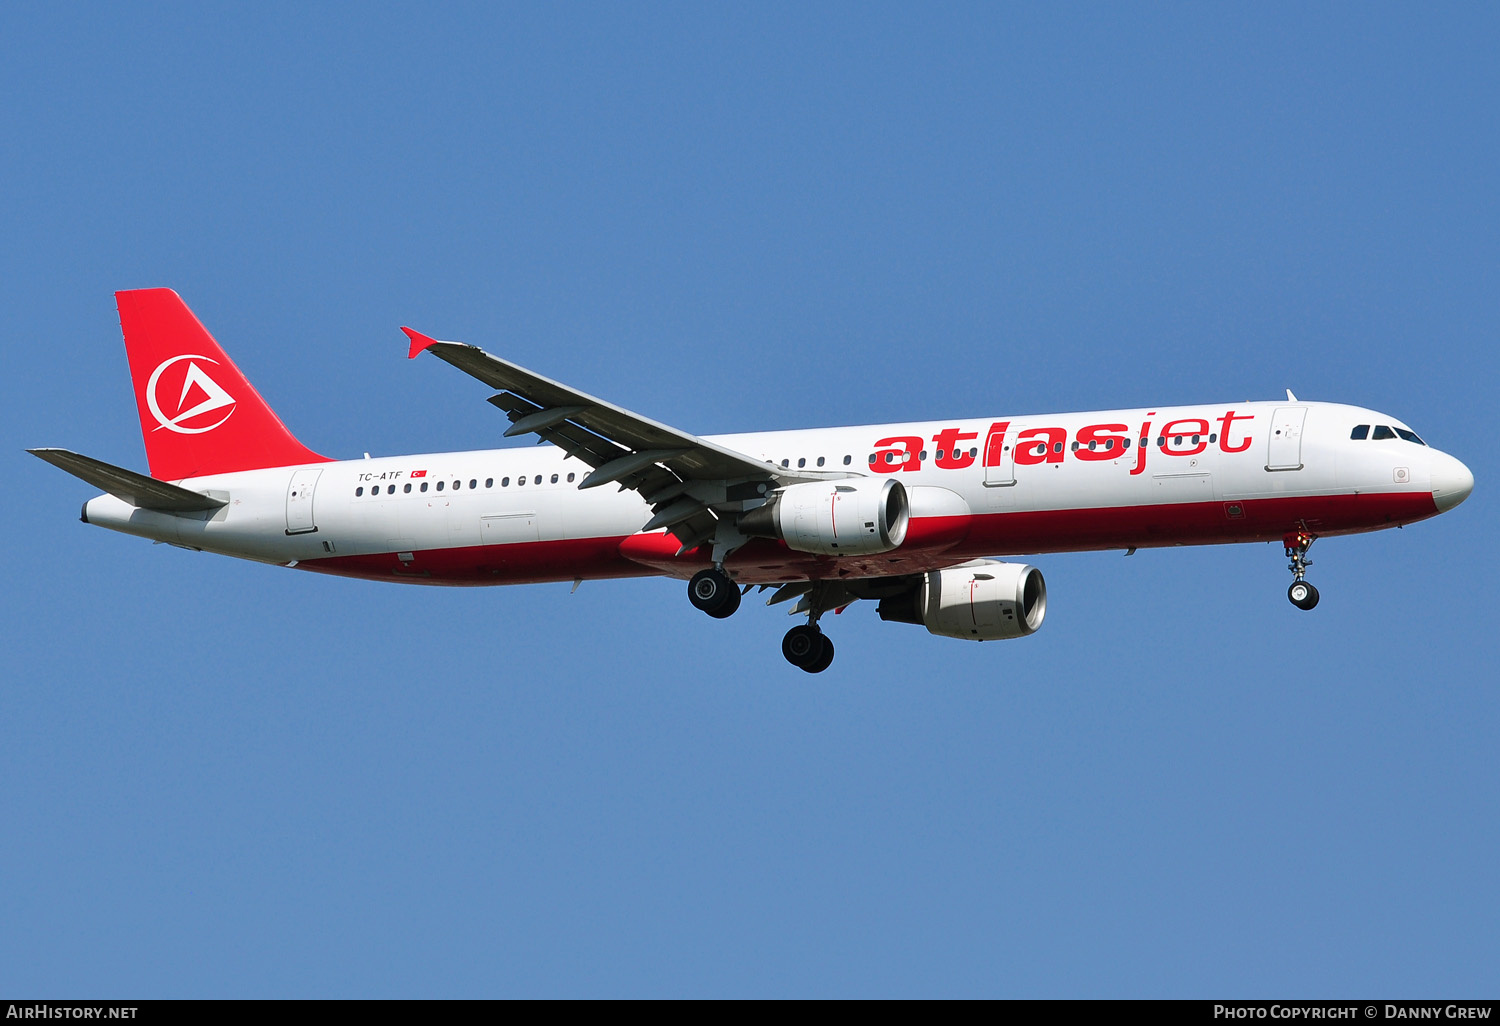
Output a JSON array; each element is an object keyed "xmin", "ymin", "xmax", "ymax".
[{"xmin": 146, "ymin": 355, "xmax": 236, "ymax": 433}]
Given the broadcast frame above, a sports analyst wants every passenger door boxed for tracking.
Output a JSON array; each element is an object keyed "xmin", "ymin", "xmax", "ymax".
[
  {"xmin": 285, "ymin": 468, "xmax": 322, "ymax": 534},
  {"xmin": 1266, "ymin": 407, "xmax": 1307, "ymax": 472}
]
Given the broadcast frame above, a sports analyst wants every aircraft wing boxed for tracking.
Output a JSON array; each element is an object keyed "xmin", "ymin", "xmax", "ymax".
[{"xmin": 403, "ymin": 328, "xmax": 852, "ymax": 553}]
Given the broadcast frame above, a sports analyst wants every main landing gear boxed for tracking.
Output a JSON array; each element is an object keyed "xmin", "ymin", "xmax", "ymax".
[
  {"xmin": 783, "ymin": 623, "xmax": 835, "ymax": 674},
  {"xmin": 687, "ymin": 567, "xmax": 838, "ymax": 673},
  {"xmin": 1284, "ymin": 529, "xmax": 1320, "ymax": 611},
  {"xmin": 688, "ymin": 567, "xmax": 740, "ymax": 619},
  {"xmin": 780, "ymin": 581, "xmax": 845, "ymax": 673}
]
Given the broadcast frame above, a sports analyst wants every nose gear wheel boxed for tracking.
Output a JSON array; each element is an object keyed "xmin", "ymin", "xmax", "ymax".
[{"xmin": 1283, "ymin": 528, "xmax": 1319, "ymax": 610}]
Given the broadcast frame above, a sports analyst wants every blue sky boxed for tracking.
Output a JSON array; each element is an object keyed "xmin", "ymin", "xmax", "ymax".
[{"xmin": 2, "ymin": 3, "xmax": 1495, "ymax": 997}]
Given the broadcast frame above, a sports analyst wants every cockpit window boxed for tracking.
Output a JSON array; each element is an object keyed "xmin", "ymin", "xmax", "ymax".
[
  {"xmin": 1350, "ymin": 425, "xmax": 1370, "ymax": 440},
  {"xmin": 1372, "ymin": 425, "xmax": 1396, "ymax": 441},
  {"xmin": 1395, "ymin": 428, "xmax": 1426, "ymax": 446}
]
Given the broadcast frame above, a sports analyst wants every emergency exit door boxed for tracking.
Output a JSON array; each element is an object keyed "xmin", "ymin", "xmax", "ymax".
[{"xmin": 984, "ymin": 423, "xmax": 1020, "ymax": 487}]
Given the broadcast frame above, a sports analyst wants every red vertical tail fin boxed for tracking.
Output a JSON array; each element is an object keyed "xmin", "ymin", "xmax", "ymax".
[{"xmin": 117, "ymin": 288, "xmax": 330, "ymax": 481}]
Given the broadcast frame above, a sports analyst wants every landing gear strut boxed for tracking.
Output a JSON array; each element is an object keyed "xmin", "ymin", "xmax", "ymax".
[
  {"xmin": 1283, "ymin": 529, "xmax": 1319, "ymax": 611},
  {"xmin": 777, "ymin": 581, "xmax": 846, "ymax": 673},
  {"xmin": 688, "ymin": 567, "xmax": 741, "ymax": 618},
  {"xmin": 783, "ymin": 624, "xmax": 835, "ymax": 673}
]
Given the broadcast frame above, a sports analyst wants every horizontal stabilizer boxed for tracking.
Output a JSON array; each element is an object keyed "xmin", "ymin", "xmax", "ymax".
[{"xmin": 28, "ymin": 448, "xmax": 227, "ymax": 513}]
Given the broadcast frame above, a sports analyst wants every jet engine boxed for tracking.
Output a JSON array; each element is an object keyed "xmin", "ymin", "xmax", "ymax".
[
  {"xmin": 877, "ymin": 560, "xmax": 1047, "ymax": 641},
  {"xmin": 738, "ymin": 478, "xmax": 909, "ymax": 556}
]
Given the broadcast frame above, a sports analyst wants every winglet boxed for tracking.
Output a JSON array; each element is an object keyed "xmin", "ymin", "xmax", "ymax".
[{"xmin": 402, "ymin": 326, "xmax": 439, "ymax": 360}]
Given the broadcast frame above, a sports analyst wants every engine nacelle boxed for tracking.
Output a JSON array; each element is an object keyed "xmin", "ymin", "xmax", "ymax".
[
  {"xmin": 877, "ymin": 560, "xmax": 1047, "ymax": 641},
  {"xmin": 739, "ymin": 478, "xmax": 909, "ymax": 556}
]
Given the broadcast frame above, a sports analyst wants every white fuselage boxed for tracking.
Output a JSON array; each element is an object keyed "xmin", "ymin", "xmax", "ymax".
[{"xmin": 82, "ymin": 400, "xmax": 1466, "ymax": 586}]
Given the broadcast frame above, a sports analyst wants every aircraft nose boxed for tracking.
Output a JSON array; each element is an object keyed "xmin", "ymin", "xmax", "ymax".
[{"xmin": 1430, "ymin": 451, "xmax": 1474, "ymax": 513}]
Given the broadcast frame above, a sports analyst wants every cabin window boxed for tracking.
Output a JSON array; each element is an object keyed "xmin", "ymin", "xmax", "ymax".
[
  {"xmin": 1210, "ymin": 433, "xmax": 1217, "ymax": 443},
  {"xmin": 421, "ymin": 482, "xmax": 428, "ymax": 492},
  {"xmin": 403, "ymin": 483, "xmax": 412, "ymax": 493},
  {"xmin": 485, "ymin": 478, "xmax": 493, "ymax": 488},
  {"xmin": 387, "ymin": 485, "xmax": 396, "ymax": 495},
  {"xmin": 1351, "ymin": 425, "xmax": 1370, "ymax": 440},
  {"xmin": 453, "ymin": 480, "xmax": 461, "ymax": 490},
  {"xmin": 551, "ymin": 474, "xmax": 559, "ymax": 484},
  {"xmin": 502, "ymin": 477, "xmax": 510, "ymax": 486},
  {"xmin": 470, "ymin": 479, "xmax": 478, "ymax": 489},
  {"xmin": 517, "ymin": 476, "xmax": 525, "ymax": 486},
  {"xmin": 1052, "ymin": 442, "xmax": 1063, "ymax": 454},
  {"xmin": 1088, "ymin": 440, "xmax": 1098, "ymax": 450},
  {"xmin": 355, "ymin": 487, "xmax": 363, "ymax": 496},
  {"xmin": 797, "ymin": 458, "xmax": 806, "ymax": 468},
  {"xmin": 1373, "ymin": 425, "xmax": 1396, "ymax": 440},
  {"xmin": 781, "ymin": 459, "xmax": 789, "ymax": 468},
  {"xmin": 567, "ymin": 472, "xmax": 575, "ymax": 482},
  {"xmin": 817, "ymin": 456, "xmax": 825, "ymax": 467},
  {"xmin": 868, "ymin": 454, "xmax": 877, "ymax": 465},
  {"xmin": 1192, "ymin": 434, "xmax": 1200, "ymax": 444},
  {"xmin": 843, "ymin": 455, "xmax": 852, "ymax": 465},
  {"xmin": 436, "ymin": 481, "xmax": 444, "ymax": 491},
  {"xmin": 534, "ymin": 475, "xmax": 542, "ymax": 485}
]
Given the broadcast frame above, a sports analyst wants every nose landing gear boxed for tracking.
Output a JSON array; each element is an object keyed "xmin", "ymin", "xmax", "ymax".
[
  {"xmin": 1284, "ymin": 529, "xmax": 1319, "ymax": 610},
  {"xmin": 1288, "ymin": 579, "xmax": 1319, "ymax": 610}
]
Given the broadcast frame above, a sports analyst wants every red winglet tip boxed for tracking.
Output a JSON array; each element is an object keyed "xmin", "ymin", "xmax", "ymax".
[{"xmin": 401, "ymin": 326, "xmax": 438, "ymax": 359}]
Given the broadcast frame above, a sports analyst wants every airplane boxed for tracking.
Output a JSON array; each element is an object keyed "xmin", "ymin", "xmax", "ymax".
[{"xmin": 31, "ymin": 289, "xmax": 1474, "ymax": 672}]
